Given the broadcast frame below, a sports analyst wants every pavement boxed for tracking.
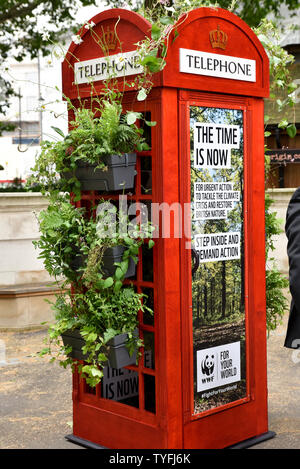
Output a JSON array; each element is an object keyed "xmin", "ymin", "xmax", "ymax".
[{"xmin": 0, "ymin": 314, "xmax": 299, "ymax": 450}]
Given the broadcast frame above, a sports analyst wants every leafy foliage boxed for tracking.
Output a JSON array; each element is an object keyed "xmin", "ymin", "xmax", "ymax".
[
  {"xmin": 254, "ymin": 19, "xmax": 298, "ymax": 134},
  {"xmin": 0, "ymin": 0, "xmax": 98, "ymax": 114},
  {"xmin": 36, "ymin": 195, "xmax": 154, "ymax": 386},
  {"xmin": 266, "ymin": 268, "xmax": 289, "ymax": 334},
  {"xmin": 125, "ymin": 1, "xmax": 299, "ymax": 137},
  {"xmin": 0, "ymin": 177, "xmax": 43, "ymax": 192},
  {"xmin": 106, "ymin": 0, "xmax": 300, "ymax": 28},
  {"xmin": 265, "ymin": 193, "xmax": 289, "ymax": 335},
  {"xmin": 1, "ymin": 0, "xmax": 300, "ymax": 118},
  {"xmin": 28, "ymin": 99, "xmax": 149, "ymax": 199}
]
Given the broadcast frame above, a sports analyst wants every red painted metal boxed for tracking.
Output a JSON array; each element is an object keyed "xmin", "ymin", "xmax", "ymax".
[
  {"xmin": 62, "ymin": 7, "xmax": 269, "ymax": 449},
  {"xmin": 62, "ymin": 9, "xmax": 152, "ymax": 101},
  {"xmin": 0, "ymin": 180, "xmax": 26, "ymax": 183},
  {"xmin": 161, "ymin": 8, "xmax": 269, "ymax": 98},
  {"xmin": 179, "ymin": 91, "xmax": 268, "ymax": 448}
]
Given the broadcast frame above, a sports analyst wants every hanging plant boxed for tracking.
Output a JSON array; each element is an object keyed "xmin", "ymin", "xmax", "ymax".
[{"xmin": 36, "ymin": 195, "xmax": 155, "ymax": 386}]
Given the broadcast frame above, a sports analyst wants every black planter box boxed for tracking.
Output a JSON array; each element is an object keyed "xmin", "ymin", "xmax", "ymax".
[
  {"xmin": 102, "ymin": 246, "xmax": 136, "ymax": 278},
  {"xmin": 61, "ymin": 329, "xmax": 137, "ymax": 369},
  {"xmin": 70, "ymin": 245, "xmax": 136, "ymax": 278},
  {"xmin": 69, "ymin": 248, "xmax": 87, "ymax": 271},
  {"xmin": 141, "ymin": 169, "xmax": 152, "ymax": 192},
  {"xmin": 107, "ymin": 331, "xmax": 137, "ymax": 369},
  {"xmin": 63, "ymin": 153, "xmax": 136, "ymax": 191}
]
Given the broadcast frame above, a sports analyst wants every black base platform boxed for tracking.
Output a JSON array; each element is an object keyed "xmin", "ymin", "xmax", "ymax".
[
  {"xmin": 227, "ymin": 431, "xmax": 276, "ymax": 449},
  {"xmin": 66, "ymin": 434, "xmax": 106, "ymax": 449},
  {"xmin": 65, "ymin": 430, "xmax": 276, "ymax": 450}
]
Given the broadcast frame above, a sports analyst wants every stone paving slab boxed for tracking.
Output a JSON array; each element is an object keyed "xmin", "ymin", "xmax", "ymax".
[
  {"xmin": 250, "ymin": 315, "xmax": 300, "ymax": 449},
  {"xmin": 0, "ymin": 328, "xmax": 80, "ymax": 449}
]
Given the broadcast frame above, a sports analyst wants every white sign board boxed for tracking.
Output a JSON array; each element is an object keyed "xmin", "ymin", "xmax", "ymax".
[
  {"xmin": 197, "ymin": 341, "xmax": 241, "ymax": 392},
  {"xmin": 74, "ymin": 50, "xmax": 143, "ymax": 85},
  {"xmin": 180, "ymin": 48, "xmax": 256, "ymax": 82},
  {"xmin": 194, "ymin": 182, "xmax": 240, "ymax": 220},
  {"xmin": 194, "ymin": 232, "xmax": 240, "ymax": 263},
  {"xmin": 102, "ymin": 351, "xmax": 152, "ymax": 401},
  {"xmin": 102, "ymin": 367, "xmax": 139, "ymax": 401},
  {"xmin": 193, "ymin": 122, "xmax": 240, "ymax": 169}
]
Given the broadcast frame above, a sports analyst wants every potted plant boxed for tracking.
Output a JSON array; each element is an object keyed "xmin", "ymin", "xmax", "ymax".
[
  {"xmin": 36, "ymin": 195, "xmax": 154, "ymax": 385},
  {"xmin": 45, "ymin": 284, "xmax": 149, "ymax": 386},
  {"xmin": 34, "ymin": 195, "xmax": 154, "ymax": 283},
  {"xmin": 29, "ymin": 99, "xmax": 151, "ymax": 199}
]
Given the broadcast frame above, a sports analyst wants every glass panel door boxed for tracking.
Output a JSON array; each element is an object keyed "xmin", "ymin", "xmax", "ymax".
[{"xmin": 189, "ymin": 105, "xmax": 246, "ymax": 415}]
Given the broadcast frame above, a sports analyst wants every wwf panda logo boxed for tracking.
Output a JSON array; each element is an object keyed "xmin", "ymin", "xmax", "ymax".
[{"xmin": 201, "ymin": 354, "xmax": 215, "ymax": 376}]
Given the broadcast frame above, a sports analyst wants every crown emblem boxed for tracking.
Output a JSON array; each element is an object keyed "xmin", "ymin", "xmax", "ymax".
[
  {"xmin": 209, "ymin": 25, "xmax": 228, "ymax": 50},
  {"xmin": 102, "ymin": 26, "xmax": 118, "ymax": 51}
]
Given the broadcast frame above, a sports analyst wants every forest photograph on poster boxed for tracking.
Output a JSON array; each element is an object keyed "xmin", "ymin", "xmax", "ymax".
[{"xmin": 190, "ymin": 106, "xmax": 247, "ymax": 413}]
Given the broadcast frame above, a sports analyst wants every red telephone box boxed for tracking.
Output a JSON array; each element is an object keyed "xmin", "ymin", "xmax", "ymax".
[{"xmin": 62, "ymin": 7, "xmax": 273, "ymax": 449}]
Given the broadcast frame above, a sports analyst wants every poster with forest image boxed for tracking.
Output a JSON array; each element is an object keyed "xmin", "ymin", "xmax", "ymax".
[{"xmin": 190, "ymin": 106, "xmax": 246, "ymax": 414}]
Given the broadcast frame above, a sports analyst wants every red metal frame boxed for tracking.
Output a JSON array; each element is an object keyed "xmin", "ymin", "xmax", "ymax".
[
  {"xmin": 69, "ymin": 89, "xmax": 184, "ymax": 449},
  {"xmin": 62, "ymin": 7, "xmax": 269, "ymax": 449},
  {"xmin": 179, "ymin": 91, "xmax": 268, "ymax": 448},
  {"xmin": 62, "ymin": 9, "xmax": 152, "ymax": 101},
  {"xmin": 161, "ymin": 8, "xmax": 269, "ymax": 98}
]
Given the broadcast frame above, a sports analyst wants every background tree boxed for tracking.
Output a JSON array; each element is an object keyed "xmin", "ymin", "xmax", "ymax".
[
  {"xmin": 0, "ymin": 0, "xmax": 98, "ymax": 115},
  {"xmin": 1, "ymin": 0, "xmax": 299, "ymax": 116},
  {"xmin": 106, "ymin": 0, "xmax": 300, "ymax": 27}
]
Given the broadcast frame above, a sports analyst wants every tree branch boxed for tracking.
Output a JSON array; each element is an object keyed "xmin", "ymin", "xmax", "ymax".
[{"xmin": 0, "ymin": 0, "xmax": 45, "ymax": 24}]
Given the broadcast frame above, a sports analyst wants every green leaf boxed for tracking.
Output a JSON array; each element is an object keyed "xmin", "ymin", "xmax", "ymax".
[
  {"xmin": 115, "ymin": 267, "xmax": 124, "ymax": 280},
  {"xmin": 264, "ymin": 131, "xmax": 271, "ymax": 137},
  {"xmin": 126, "ymin": 112, "xmax": 138, "ymax": 125},
  {"xmin": 120, "ymin": 260, "xmax": 129, "ymax": 273},
  {"xmin": 114, "ymin": 280, "xmax": 123, "ymax": 293},
  {"xmin": 287, "ymin": 124, "xmax": 297, "ymax": 138},
  {"xmin": 172, "ymin": 29, "xmax": 179, "ymax": 43},
  {"xmin": 97, "ymin": 353, "xmax": 107, "ymax": 362},
  {"xmin": 151, "ymin": 24, "xmax": 161, "ymax": 41},
  {"xmin": 137, "ymin": 88, "xmax": 147, "ymax": 102},
  {"xmin": 87, "ymin": 332, "xmax": 97, "ymax": 342},
  {"xmin": 276, "ymin": 79, "xmax": 284, "ymax": 88},
  {"xmin": 103, "ymin": 277, "xmax": 114, "ymax": 289},
  {"xmin": 103, "ymin": 328, "xmax": 117, "ymax": 343},
  {"xmin": 141, "ymin": 55, "xmax": 163, "ymax": 73},
  {"xmin": 136, "ymin": 142, "xmax": 150, "ymax": 151},
  {"xmin": 148, "ymin": 240, "xmax": 155, "ymax": 249},
  {"xmin": 51, "ymin": 126, "xmax": 65, "ymax": 138},
  {"xmin": 278, "ymin": 119, "xmax": 288, "ymax": 129},
  {"xmin": 160, "ymin": 16, "xmax": 173, "ymax": 26},
  {"xmin": 287, "ymin": 82, "xmax": 298, "ymax": 94},
  {"xmin": 91, "ymin": 368, "xmax": 102, "ymax": 378},
  {"xmin": 145, "ymin": 120, "xmax": 157, "ymax": 127},
  {"xmin": 147, "ymin": 48, "xmax": 158, "ymax": 57}
]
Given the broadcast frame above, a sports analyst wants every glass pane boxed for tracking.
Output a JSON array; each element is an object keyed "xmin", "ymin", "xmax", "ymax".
[
  {"xmin": 190, "ymin": 106, "xmax": 246, "ymax": 415},
  {"xmin": 141, "ymin": 111, "xmax": 152, "ymax": 148},
  {"xmin": 142, "ymin": 243, "xmax": 153, "ymax": 282},
  {"xmin": 141, "ymin": 157, "xmax": 152, "ymax": 195},
  {"xmin": 143, "ymin": 331, "xmax": 155, "ymax": 369},
  {"xmin": 140, "ymin": 199, "xmax": 152, "ymax": 222},
  {"xmin": 142, "ymin": 287, "xmax": 154, "ymax": 326},
  {"xmin": 144, "ymin": 374, "xmax": 156, "ymax": 413},
  {"xmin": 84, "ymin": 381, "xmax": 96, "ymax": 395},
  {"xmin": 100, "ymin": 366, "xmax": 139, "ymax": 409}
]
